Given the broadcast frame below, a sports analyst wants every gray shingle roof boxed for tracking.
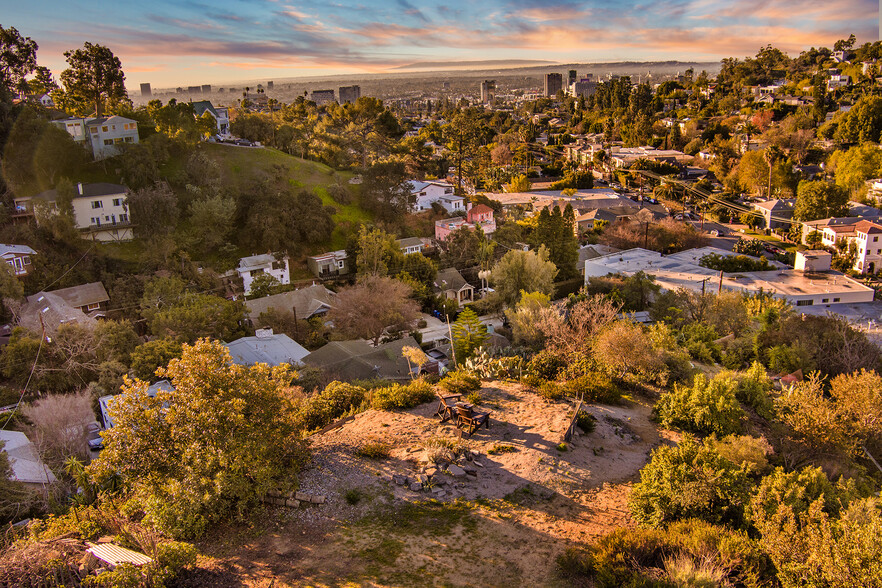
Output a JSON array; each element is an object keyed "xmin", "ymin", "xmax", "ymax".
[
  {"xmin": 246, "ymin": 284, "xmax": 336, "ymax": 320},
  {"xmin": 433, "ymin": 268, "xmax": 470, "ymax": 293},
  {"xmin": 302, "ymin": 337, "xmax": 421, "ymax": 381},
  {"xmin": 29, "ymin": 281, "xmax": 109, "ymax": 309},
  {"xmin": 225, "ymin": 332, "xmax": 309, "ymax": 367}
]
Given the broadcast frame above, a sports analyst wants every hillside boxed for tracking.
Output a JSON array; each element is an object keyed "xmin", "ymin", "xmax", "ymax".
[{"xmin": 191, "ymin": 381, "xmax": 670, "ymax": 587}]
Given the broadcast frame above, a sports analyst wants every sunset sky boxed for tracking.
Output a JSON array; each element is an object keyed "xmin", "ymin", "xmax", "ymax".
[{"xmin": 4, "ymin": 0, "xmax": 877, "ymax": 88}]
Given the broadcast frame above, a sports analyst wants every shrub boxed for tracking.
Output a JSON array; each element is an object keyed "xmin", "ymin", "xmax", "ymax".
[
  {"xmin": 537, "ymin": 381, "xmax": 565, "ymax": 401},
  {"xmin": 707, "ymin": 434, "xmax": 772, "ymax": 475},
  {"xmin": 629, "ymin": 435, "xmax": 751, "ymax": 528},
  {"xmin": 356, "ymin": 441, "xmax": 392, "ymax": 460},
  {"xmin": 294, "ymin": 381, "xmax": 366, "ymax": 431},
  {"xmin": 557, "ymin": 519, "xmax": 775, "ymax": 588},
  {"xmin": 421, "ymin": 436, "xmax": 468, "ymax": 463},
  {"xmin": 575, "ymin": 411, "xmax": 596, "ymax": 433},
  {"xmin": 563, "ymin": 373, "xmax": 621, "ymax": 404},
  {"xmin": 328, "ymin": 184, "xmax": 352, "ymax": 204},
  {"xmin": 344, "ymin": 488, "xmax": 362, "ymax": 505},
  {"xmin": 735, "ymin": 362, "xmax": 775, "ymax": 419},
  {"xmin": 466, "ymin": 391, "xmax": 481, "ymax": 405},
  {"xmin": 526, "ymin": 349, "xmax": 565, "ymax": 380},
  {"xmin": 438, "ymin": 371, "xmax": 481, "ymax": 396},
  {"xmin": 371, "ymin": 380, "xmax": 434, "ymax": 410},
  {"xmin": 487, "ymin": 444, "xmax": 518, "ymax": 455},
  {"xmin": 654, "ymin": 373, "xmax": 744, "ymax": 436}
]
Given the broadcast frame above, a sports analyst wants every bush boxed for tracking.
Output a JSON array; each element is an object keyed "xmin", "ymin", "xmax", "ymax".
[
  {"xmin": 537, "ymin": 381, "xmax": 565, "ymax": 400},
  {"xmin": 344, "ymin": 488, "xmax": 362, "ymax": 505},
  {"xmin": 575, "ymin": 411, "xmax": 596, "ymax": 434},
  {"xmin": 421, "ymin": 436, "xmax": 468, "ymax": 463},
  {"xmin": 735, "ymin": 361, "xmax": 775, "ymax": 419},
  {"xmin": 707, "ymin": 434, "xmax": 772, "ymax": 475},
  {"xmin": 526, "ymin": 349, "xmax": 565, "ymax": 380},
  {"xmin": 356, "ymin": 441, "xmax": 392, "ymax": 459},
  {"xmin": 466, "ymin": 391, "xmax": 481, "ymax": 405},
  {"xmin": 654, "ymin": 373, "xmax": 744, "ymax": 436},
  {"xmin": 563, "ymin": 373, "xmax": 621, "ymax": 404},
  {"xmin": 629, "ymin": 435, "xmax": 751, "ymax": 528},
  {"xmin": 294, "ymin": 381, "xmax": 366, "ymax": 431},
  {"xmin": 557, "ymin": 519, "xmax": 775, "ymax": 588},
  {"xmin": 327, "ymin": 184, "xmax": 352, "ymax": 204},
  {"xmin": 438, "ymin": 371, "xmax": 481, "ymax": 396},
  {"xmin": 371, "ymin": 380, "xmax": 435, "ymax": 410}
]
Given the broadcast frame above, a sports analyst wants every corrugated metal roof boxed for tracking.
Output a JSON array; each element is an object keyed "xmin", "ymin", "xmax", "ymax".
[{"xmin": 87, "ymin": 543, "xmax": 152, "ymax": 568}]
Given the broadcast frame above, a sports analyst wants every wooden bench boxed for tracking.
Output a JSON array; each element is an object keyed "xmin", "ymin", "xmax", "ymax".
[
  {"xmin": 455, "ymin": 405, "xmax": 491, "ymax": 438},
  {"xmin": 435, "ymin": 392, "xmax": 462, "ymax": 423}
]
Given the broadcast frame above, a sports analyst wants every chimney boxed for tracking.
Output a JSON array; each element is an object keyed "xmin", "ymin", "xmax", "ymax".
[{"xmin": 77, "ymin": 183, "xmax": 84, "ymax": 195}]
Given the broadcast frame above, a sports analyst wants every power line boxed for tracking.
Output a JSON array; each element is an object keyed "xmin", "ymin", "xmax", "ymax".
[{"xmin": 1, "ymin": 317, "xmax": 45, "ymax": 430}]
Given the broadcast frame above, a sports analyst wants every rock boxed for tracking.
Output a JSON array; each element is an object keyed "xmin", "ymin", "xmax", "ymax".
[
  {"xmin": 310, "ymin": 495, "xmax": 326, "ymax": 504},
  {"xmin": 424, "ymin": 467, "xmax": 438, "ymax": 477},
  {"xmin": 295, "ymin": 492, "xmax": 311, "ymax": 501},
  {"xmin": 431, "ymin": 488, "xmax": 447, "ymax": 497},
  {"xmin": 393, "ymin": 474, "xmax": 407, "ymax": 486},
  {"xmin": 447, "ymin": 464, "xmax": 466, "ymax": 477},
  {"xmin": 409, "ymin": 482, "xmax": 423, "ymax": 492},
  {"xmin": 417, "ymin": 474, "xmax": 429, "ymax": 484},
  {"xmin": 473, "ymin": 461, "xmax": 484, "ymax": 468},
  {"xmin": 285, "ymin": 498, "xmax": 300, "ymax": 508}
]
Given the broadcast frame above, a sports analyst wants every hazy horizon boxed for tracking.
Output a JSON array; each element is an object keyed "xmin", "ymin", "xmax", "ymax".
[{"xmin": 3, "ymin": 0, "xmax": 877, "ymax": 87}]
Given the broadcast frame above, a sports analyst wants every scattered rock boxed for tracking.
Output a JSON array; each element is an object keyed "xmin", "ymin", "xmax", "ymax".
[
  {"xmin": 392, "ymin": 474, "xmax": 407, "ymax": 486},
  {"xmin": 409, "ymin": 482, "xmax": 423, "ymax": 492},
  {"xmin": 310, "ymin": 495, "xmax": 326, "ymax": 505},
  {"xmin": 431, "ymin": 488, "xmax": 446, "ymax": 497},
  {"xmin": 295, "ymin": 492, "xmax": 310, "ymax": 502},
  {"xmin": 285, "ymin": 498, "xmax": 300, "ymax": 508},
  {"xmin": 447, "ymin": 464, "xmax": 466, "ymax": 477},
  {"xmin": 473, "ymin": 461, "xmax": 484, "ymax": 468},
  {"xmin": 424, "ymin": 467, "xmax": 438, "ymax": 477},
  {"xmin": 417, "ymin": 474, "xmax": 430, "ymax": 484}
]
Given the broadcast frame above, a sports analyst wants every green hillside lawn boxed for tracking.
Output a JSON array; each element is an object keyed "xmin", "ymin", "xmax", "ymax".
[{"xmin": 200, "ymin": 143, "xmax": 372, "ymax": 250}]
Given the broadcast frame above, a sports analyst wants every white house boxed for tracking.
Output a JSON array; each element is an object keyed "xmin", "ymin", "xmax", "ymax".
[
  {"xmin": 408, "ymin": 180, "xmax": 464, "ymax": 213},
  {"xmin": 191, "ymin": 100, "xmax": 230, "ymax": 136},
  {"xmin": 396, "ymin": 237, "xmax": 425, "ymax": 255},
  {"xmin": 20, "ymin": 183, "xmax": 133, "ymax": 242},
  {"xmin": 237, "ymin": 254, "xmax": 290, "ymax": 295},
  {"xmin": 52, "ymin": 115, "xmax": 139, "ymax": 160}
]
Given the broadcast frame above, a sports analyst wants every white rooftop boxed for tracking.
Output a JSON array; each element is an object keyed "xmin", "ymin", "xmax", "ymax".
[{"xmin": 0, "ymin": 430, "xmax": 56, "ymax": 485}]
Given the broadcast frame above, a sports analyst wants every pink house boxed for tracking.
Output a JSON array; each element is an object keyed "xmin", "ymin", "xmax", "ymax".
[{"xmin": 434, "ymin": 204, "xmax": 496, "ymax": 241}]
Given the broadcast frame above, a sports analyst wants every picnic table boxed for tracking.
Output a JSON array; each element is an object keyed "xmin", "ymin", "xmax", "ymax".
[{"xmin": 454, "ymin": 402, "xmax": 491, "ymax": 438}]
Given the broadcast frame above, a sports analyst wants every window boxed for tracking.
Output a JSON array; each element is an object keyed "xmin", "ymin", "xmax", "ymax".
[
  {"xmin": 13, "ymin": 258, "xmax": 23, "ymax": 270},
  {"xmin": 119, "ymin": 213, "xmax": 128, "ymax": 223},
  {"xmin": 114, "ymin": 138, "xmax": 123, "ymax": 144},
  {"xmin": 834, "ymin": 298, "xmax": 841, "ymax": 302},
  {"xmin": 91, "ymin": 201, "xmax": 103, "ymax": 209},
  {"xmin": 91, "ymin": 127, "xmax": 98, "ymax": 134},
  {"xmin": 124, "ymin": 136, "xmax": 133, "ymax": 143},
  {"xmin": 85, "ymin": 303, "xmax": 101, "ymax": 311},
  {"xmin": 337, "ymin": 260, "xmax": 345, "ymax": 269},
  {"xmin": 104, "ymin": 139, "xmax": 113, "ymax": 145},
  {"xmin": 796, "ymin": 300, "xmax": 814, "ymax": 306},
  {"xmin": 250, "ymin": 269, "xmax": 264, "ymax": 277},
  {"xmin": 102, "ymin": 126, "xmax": 108, "ymax": 132},
  {"xmin": 874, "ymin": 236, "xmax": 878, "ymax": 242},
  {"xmin": 822, "ymin": 298, "xmax": 829, "ymax": 303},
  {"xmin": 112, "ymin": 198, "xmax": 122, "ymax": 206},
  {"xmin": 22, "ymin": 256, "xmax": 30, "ymax": 265}
]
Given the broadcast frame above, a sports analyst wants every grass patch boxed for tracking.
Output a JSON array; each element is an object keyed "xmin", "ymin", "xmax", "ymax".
[
  {"xmin": 359, "ymin": 499, "xmax": 477, "ymax": 536},
  {"xmin": 421, "ymin": 436, "xmax": 469, "ymax": 464},
  {"xmin": 556, "ymin": 442, "xmax": 568, "ymax": 452},
  {"xmin": 359, "ymin": 537, "xmax": 404, "ymax": 567},
  {"xmin": 487, "ymin": 444, "xmax": 518, "ymax": 455},
  {"xmin": 344, "ymin": 489, "xmax": 363, "ymax": 506},
  {"xmin": 356, "ymin": 441, "xmax": 392, "ymax": 460}
]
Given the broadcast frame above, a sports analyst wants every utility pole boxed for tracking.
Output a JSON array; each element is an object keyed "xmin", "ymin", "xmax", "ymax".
[{"xmin": 446, "ymin": 312, "xmax": 457, "ymax": 368}]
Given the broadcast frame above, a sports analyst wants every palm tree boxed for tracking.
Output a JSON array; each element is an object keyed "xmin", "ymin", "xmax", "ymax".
[{"xmin": 764, "ymin": 145, "xmax": 782, "ymax": 199}]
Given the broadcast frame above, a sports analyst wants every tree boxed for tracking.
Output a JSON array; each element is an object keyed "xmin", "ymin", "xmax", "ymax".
[
  {"xmin": 451, "ymin": 308, "xmax": 489, "ymax": 364},
  {"xmin": 355, "ymin": 225, "xmax": 398, "ymax": 277},
  {"xmin": 0, "ymin": 25, "xmax": 37, "ymax": 95},
  {"xmin": 594, "ymin": 321, "xmax": 668, "ymax": 384},
  {"xmin": 835, "ymin": 95, "xmax": 882, "ymax": 144},
  {"xmin": 26, "ymin": 65, "xmax": 57, "ymax": 96},
  {"xmin": 59, "ymin": 42, "xmax": 128, "ymax": 116},
  {"xmin": 360, "ymin": 160, "xmax": 410, "ymax": 222},
  {"xmin": 127, "ymin": 181, "xmax": 178, "ymax": 239},
  {"xmin": 629, "ymin": 435, "xmax": 751, "ymax": 528},
  {"xmin": 327, "ymin": 276, "xmax": 420, "ymax": 345},
  {"xmin": 505, "ymin": 174, "xmax": 531, "ymax": 193},
  {"xmin": 189, "ymin": 195, "xmax": 235, "ymax": 252},
  {"xmin": 532, "ymin": 206, "xmax": 579, "ymax": 280},
  {"xmin": 490, "ymin": 246, "xmax": 557, "ymax": 307},
  {"xmin": 505, "ymin": 291, "xmax": 551, "ymax": 347},
  {"xmin": 90, "ymin": 339, "xmax": 308, "ymax": 538},
  {"xmin": 793, "ymin": 180, "xmax": 849, "ymax": 221},
  {"xmin": 829, "ymin": 143, "xmax": 882, "ymax": 198},
  {"xmin": 130, "ymin": 338, "xmax": 183, "ymax": 381},
  {"xmin": 148, "ymin": 293, "xmax": 246, "ymax": 343}
]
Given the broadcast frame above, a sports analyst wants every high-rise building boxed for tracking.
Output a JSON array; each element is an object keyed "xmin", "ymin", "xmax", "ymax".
[
  {"xmin": 544, "ymin": 73, "xmax": 563, "ymax": 97},
  {"xmin": 339, "ymin": 85, "xmax": 361, "ymax": 103},
  {"xmin": 570, "ymin": 77, "xmax": 598, "ymax": 98},
  {"xmin": 140, "ymin": 83, "xmax": 152, "ymax": 98},
  {"xmin": 310, "ymin": 89, "xmax": 335, "ymax": 105},
  {"xmin": 175, "ymin": 87, "xmax": 184, "ymax": 94},
  {"xmin": 187, "ymin": 86, "xmax": 201, "ymax": 94},
  {"xmin": 267, "ymin": 81, "xmax": 274, "ymax": 90},
  {"xmin": 480, "ymin": 80, "xmax": 495, "ymax": 104},
  {"xmin": 568, "ymin": 70, "xmax": 577, "ymax": 85},
  {"xmin": 201, "ymin": 84, "xmax": 211, "ymax": 94}
]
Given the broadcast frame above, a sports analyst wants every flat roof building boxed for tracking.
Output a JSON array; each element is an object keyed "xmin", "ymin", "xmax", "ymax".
[{"xmin": 584, "ymin": 247, "xmax": 874, "ymax": 307}]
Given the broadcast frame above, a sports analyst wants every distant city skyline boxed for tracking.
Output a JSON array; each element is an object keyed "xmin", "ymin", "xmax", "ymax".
[{"xmin": 4, "ymin": 0, "xmax": 877, "ymax": 87}]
